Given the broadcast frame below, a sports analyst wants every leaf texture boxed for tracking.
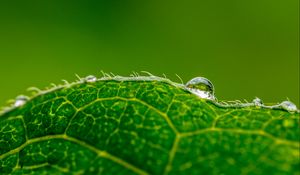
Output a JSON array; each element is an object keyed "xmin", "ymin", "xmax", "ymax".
[{"xmin": 0, "ymin": 77, "xmax": 299, "ymax": 175}]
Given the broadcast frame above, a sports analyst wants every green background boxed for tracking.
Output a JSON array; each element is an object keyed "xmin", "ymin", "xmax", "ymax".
[{"xmin": 0, "ymin": 0, "xmax": 299, "ymax": 107}]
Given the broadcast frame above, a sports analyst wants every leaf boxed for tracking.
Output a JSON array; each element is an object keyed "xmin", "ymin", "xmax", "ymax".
[{"xmin": 0, "ymin": 76, "xmax": 299, "ymax": 175}]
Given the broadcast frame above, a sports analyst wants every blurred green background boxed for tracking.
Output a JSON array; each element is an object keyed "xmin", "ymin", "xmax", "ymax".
[{"xmin": 0, "ymin": 0, "xmax": 299, "ymax": 107}]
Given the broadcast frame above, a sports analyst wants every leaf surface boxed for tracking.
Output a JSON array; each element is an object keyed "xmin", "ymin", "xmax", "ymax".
[{"xmin": 0, "ymin": 77, "xmax": 299, "ymax": 175}]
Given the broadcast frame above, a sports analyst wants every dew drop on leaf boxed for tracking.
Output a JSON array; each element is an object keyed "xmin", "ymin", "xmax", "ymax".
[
  {"xmin": 279, "ymin": 101, "xmax": 298, "ymax": 112},
  {"xmin": 185, "ymin": 77, "xmax": 215, "ymax": 100},
  {"xmin": 14, "ymin": 95, "xmax": 29, "ymax": 107},
  {"xmin": 252, "ymin": 97, "xmax": 263, "ymax": 106},
  {"xmin": 85, "ymin": 75, "xmax": 97, "ymax": 83}
]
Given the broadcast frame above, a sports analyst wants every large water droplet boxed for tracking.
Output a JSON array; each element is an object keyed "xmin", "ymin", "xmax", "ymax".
[
  {"xmin": 279, "ymin": 101, "xmax": 298, "ymax": 112},
  {"xmin": 252, "ymin": 97, "xmax": 263, "ymax": 106},
  {"xmin": 185, "ymin": 77, "xmax": 215, "ymax": 100},
  {"xmin": 85, "ymin": 75, "xmax": 97, "ymax": 83},
  {"xmin": 14, "ymin": 95, "xmax": 29, "ymax": 107}
]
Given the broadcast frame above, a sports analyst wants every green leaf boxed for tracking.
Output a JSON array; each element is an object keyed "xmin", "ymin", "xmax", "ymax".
[{"xmin": 0, "ymin": 76, "xmax": 299, "ymax": 175}]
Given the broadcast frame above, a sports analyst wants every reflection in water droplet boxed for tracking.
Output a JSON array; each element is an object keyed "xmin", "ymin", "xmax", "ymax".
[
  {"xmin": 14, "ymin": 95, "xmax": 29, "ymax": 107},
  {"xmin": 252, "ymin": 97, "xmax": 263, "ymax": 106},
  {"xmin": 280, "ymin": 101, "xmax": 298, "ymax": 112},
  {"xmin": 185, "ymin": 77, "xmax": 215, "ymax": 100},
  {"xmin": 85, "ymin": 75, "xmax": 97, "ymax": 83}
]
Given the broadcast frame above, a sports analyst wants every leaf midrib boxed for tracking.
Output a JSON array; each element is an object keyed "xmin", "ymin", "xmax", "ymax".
[{"xmin": 1, "ymin": 126, "xmax": 298, "ymax": 173}]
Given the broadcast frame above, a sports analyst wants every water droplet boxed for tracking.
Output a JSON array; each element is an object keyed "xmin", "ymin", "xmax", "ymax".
[
  {"xmin": 279, "ymin": 101, "xmax": 298, "ymax": 112},
  {"xmin": 14, "ymin": 95, "xmax": 29, "ymax": 107},
  {"xmin": 85, "ymin": 75, "xmax": 97, "ymax": 83},
  {"xmin": 252, "ymin": 97, "xmax": 263, "ymax": 106},
  {"xmin": 185, "ymin": 77, "xmax": 215, "ymax": 100}
]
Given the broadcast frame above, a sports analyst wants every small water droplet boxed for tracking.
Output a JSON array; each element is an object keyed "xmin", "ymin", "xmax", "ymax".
[
  {"xmin": 85, "ymin": 75, "xmax": 97, "ymax": 83},
  {"xmin": 14, "ymin": 95, "xmax": 29, "ymax": 107},
  {"xmin": 185, "ymin": 77, "xmax": 215, "ymax": 100},
  {"xmin": 279, "ymin": 101, "xmax": 298, "ymax": 112},
  {"xmin": 252, "ymin": 97, "xmax": 263, "ymax": 106}
]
